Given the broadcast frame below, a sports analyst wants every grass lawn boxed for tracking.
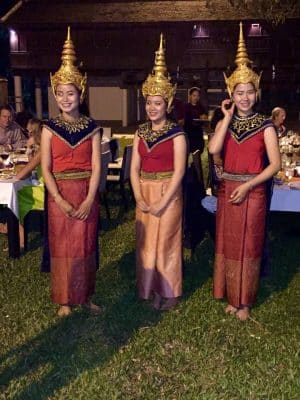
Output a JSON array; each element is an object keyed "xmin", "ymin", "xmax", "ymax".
[{"xmin": 0, "ymin": 187, "xmax": 300, "ymax": 399}]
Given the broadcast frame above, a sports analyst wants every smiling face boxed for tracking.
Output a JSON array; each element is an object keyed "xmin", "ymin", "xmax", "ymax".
[
  {"xmin": 145, "ymin": 95, "xmax": 167, "ymax": 125},
  {"xmin": 55, "ymin": 84, "xmax": 80, "ymax": 116},
  {"xmin": 0, "ymin": 109, "xmax": 12, "ymax": 128},
  {"xmin": 232, "ymin": 83, "xmax": 256, "ymax": 116}
]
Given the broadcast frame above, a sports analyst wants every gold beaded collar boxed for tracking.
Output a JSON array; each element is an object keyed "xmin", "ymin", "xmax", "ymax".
[
  {"xmin": 53, "ymin": 114, "xmax": 90, "ymax": 134},
  {"xmin": 138, "ymin": 120, "xmax": 177, "ymax": 143},
  {"xmin": 229, "ymin": 113, "xmax": 273, "ymax": 144}
]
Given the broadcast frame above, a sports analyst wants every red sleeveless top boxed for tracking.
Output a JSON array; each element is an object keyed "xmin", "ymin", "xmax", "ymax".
[
  {"xmin": 51, "ymin": 135, "xmax": 93, "ymax": 173},
  {"xmin": 137, "ymin": 120, "xmax": 184, "ymax": 173},
  {"xmin": 223, "ymin": 113, "xmax": 273, "ymax": 174},
  {"xmin": 44, "ymin": 115, "xmax": 99, "ymax": 173},
  {"xmin": 138, "ymin": 138, "xmax": 174, "ymax": 172}
]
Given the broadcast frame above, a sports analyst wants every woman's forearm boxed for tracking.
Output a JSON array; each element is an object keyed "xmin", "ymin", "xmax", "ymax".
[
  {"xmin": 130, "ymin": 169, "xmax": 143, "ymax": 201},
  {"xmin": 15, "ymin": 152, "xmax": 41, "ymax": 180},
  {"xmin": 160, "ymin": 169, "xmax": 185, "ymax": 206},
  {"xmin": 208, "ymin": 116, "xmax": 231, "ymax": 155},
  {"xmin": 247, "ymin": 162, "xmax": 280, "ymax": 190}
]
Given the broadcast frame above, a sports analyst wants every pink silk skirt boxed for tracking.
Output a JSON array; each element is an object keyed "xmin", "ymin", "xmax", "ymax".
[
  {"xmin": 48, "ymin": 178, "xmax": 99, "ymax": 305},
  {"xmin": 213, "ymin": 180, "xmax": 266, "ymax": 308},
  {"xmin": 136, "ymin": 178, "xmax": 183, "ymax": 299}
]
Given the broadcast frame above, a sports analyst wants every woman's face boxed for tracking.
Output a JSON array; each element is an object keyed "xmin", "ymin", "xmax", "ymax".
[
  {"xmin": 275, "ymin": 111, "xmax": 286, "ymax": 126},
  {"xmin": 232, "ymin": 83, "xmax": 256, "ymax": 116},
  {"xmin": 189, "ymin": 90, "xmax": 200, "ymax": 105},
  {"xmin": 145, "ymin": 95, "xmax": 167, "ymax": 125},
  {"xmin": 55, "ymin": 84, "xmax": 80, "ymax": 114}
]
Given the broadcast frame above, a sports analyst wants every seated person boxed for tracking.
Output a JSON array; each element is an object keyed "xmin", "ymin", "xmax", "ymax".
[
  {"xmin": 0, "ymin": 105, "xmax": 26, "ymax": 151},
  {"xmin": 15, "ymin": 118, "xmax": 44, "ymax": 250},
  {"xmin": 271, "ymin": 107, "xmax": 287, "ymax": 137}
]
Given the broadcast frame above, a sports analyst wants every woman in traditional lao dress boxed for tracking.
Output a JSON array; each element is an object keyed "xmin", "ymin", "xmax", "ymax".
[
  {"xmin": 130, "ymin": 34, "xmax": 186, "ymax": 311},
  {"xmin": 209, "ymin": 23, "xmax": 280, "ymax": 320},
  {"xmin": 41, "ymin": 28, "xmax": 101, "ymax": 317}
]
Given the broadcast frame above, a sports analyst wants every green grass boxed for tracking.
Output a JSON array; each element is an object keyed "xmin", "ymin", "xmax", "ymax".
[{"xmin": 0, "ymin": 191, "xmax": 300, "ymax": 399}]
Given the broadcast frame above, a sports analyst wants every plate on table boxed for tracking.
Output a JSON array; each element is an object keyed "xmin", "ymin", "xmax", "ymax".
[{"xmin": 0, "ymin": 171, "xmax": 15, "ymax": 180}]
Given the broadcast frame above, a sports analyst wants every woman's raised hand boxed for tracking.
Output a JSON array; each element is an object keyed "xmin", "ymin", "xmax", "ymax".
[{"xmin": 221, "ymin": 99, "xmax": 235, "ymax": 119}]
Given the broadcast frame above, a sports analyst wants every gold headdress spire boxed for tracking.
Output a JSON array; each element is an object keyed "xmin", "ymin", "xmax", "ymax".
[
  {"xmin": 224, "ymin": 22, "xmax": 262, "ymax": 97},
  {"xmin": 50, "ymin": 26, "xmax": 87, "ymax": 103},
  {"xmin": 142, "ymin": 33, "xmax": 176, "ymax": 112}
]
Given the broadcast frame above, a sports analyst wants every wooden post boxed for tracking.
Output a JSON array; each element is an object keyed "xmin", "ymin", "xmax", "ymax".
[{"xmin": 0, "ymin": 77, "xmax": 8, "ymax": 106}]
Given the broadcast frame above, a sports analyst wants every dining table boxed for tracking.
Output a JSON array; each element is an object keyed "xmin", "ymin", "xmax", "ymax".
[
  {"xmin": 270, "ymin": 181, "xmax": 300, "ymax": 212},
  {"xmin": 0, "ymin": 175, "xmax": 31, "ymax": 258},
  {"xmin": 0, "ymin": 151, "xmax": 32, "ymax": 258},
  {"xmin": 201, "ymin": 179, "xmax": 300, "ymax": 214}
]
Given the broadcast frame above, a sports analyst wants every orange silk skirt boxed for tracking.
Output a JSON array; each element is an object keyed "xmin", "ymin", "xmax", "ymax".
[
  {"xmin": 48, "ymin": 178, "xmax": 99, "ymax": 305},
  {"xmin": 213, "ymin": 180, "xmax": 266, "ymax": 308},
  {"xmin": 136, "ymin": 178, "xmax": 183, "ymax": 299}
]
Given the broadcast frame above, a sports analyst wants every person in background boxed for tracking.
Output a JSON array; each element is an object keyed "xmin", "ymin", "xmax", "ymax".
[
  {"xmin": 15, "ymin": 110, "xmax": 33, "ymax": 139},
  {"xmin": 183, "ymin": 87, "xmax": 207, "ymax": 154},
  {"xmin": 169, "ymin": 96, "xmax": 185, "ymax": 126},
  {"xmin": 271, "ymin": 107, "xmax": 287, "ymax": 137},
  {"xmin": 0, "ymin": 105, "xmax": 26, "ymax": 151},
  {"xmin": 209, "ymin": 23, "xmax": 280, "ymax": 321},
  {"xmin": 16, "ymin": 118, "xmax": 44, "ymax": 250},
  {"xmin": 130, "ymin": 34, "xmax": 186, "ymax": 311},
  {"xmin": 41, "ymin": 28, "xmax": 101, "ymax": 317}
]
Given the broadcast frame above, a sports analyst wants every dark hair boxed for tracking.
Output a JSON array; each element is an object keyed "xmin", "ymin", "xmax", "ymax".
[
  {"xmin": 0, "ymin": 104, "xmax": 13, "ymax": 114},
  {"xmin": 79, "ymin": 99, "xmax": 90, "ymax": 117},
  {"xmin": 15, "ymin": 110, "xmax": 33, "ymax": 129},
  {"xmin": 210, "ymin": 107, "xmax": 224, "ymax": 131},
  {"xmin": 189, "ymin": 87, "xmax": 201, "ymax": 96}
]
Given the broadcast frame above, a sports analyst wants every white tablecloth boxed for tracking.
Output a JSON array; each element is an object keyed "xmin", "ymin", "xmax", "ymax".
[{"xmin": 0, "ymin": 179, "xmax": 30, "ymax": 218}]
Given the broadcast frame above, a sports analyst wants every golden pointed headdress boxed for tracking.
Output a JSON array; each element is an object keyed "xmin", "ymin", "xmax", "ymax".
[
  {"xmin": 142, "ymin": 33, "xmax": 176, "ymax": 112},
  {"xmin": 50, "ymin": 27, "xmax": 87, "ymax": 103},
  {"xmin": 224, "ymin": 22, "xmax": 262, "ymax": 97}
]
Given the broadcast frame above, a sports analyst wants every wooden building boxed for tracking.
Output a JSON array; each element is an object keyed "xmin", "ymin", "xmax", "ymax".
[{"xmin": 1, "ymin": 0, "xmax": 300, "ymax": 123}]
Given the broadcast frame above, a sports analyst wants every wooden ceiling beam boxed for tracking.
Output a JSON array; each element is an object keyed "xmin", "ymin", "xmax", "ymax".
[{"xmin": 6, "ymin": 1, "xmax": 252, "ymax": 24}]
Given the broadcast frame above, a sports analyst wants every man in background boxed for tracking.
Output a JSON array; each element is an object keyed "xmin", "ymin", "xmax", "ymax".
[{"xmin": 0, "ymin": 105, "xmax": 25, "ymax": 151}]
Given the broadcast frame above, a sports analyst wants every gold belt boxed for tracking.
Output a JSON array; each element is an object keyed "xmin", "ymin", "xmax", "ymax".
[
  {"xmin": 140, "ymin": 170, "xmax": 173, "ymax": 180},
  {"xmin": 222, "ymin": 171, "xmax": 257, "ymax": 182},
  {"xmin": 53, "ymin": 170, "xmax": 92, "ymax": 180}
]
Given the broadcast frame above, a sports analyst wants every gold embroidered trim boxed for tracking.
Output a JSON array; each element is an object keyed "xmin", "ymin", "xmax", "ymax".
[
  {"xmin": 53, "ymin": 114, "xmax": 91, "ymax": 133},
  {"xmin": 222, "ymin": 171, "xmax": 258, "ymax": 182},
  {"xmin": 140, "ymin": 170, "xmax": 173, "ymax": 180},
  {"xmin": 141, "ymin": 130, "xmax": 184, "ymax": 153},
  {"xmin": 231, "ymin": 113, "xmax": 266, "ymax": 135},
  {"xmin": 53, "ymin": 170, "xmax": 91, "ymax": 180},
  {"xmin": 45, "ymin": 126, "xmax": 99, "ymax": 150},
  {"xmin": 138, "ymin": 120, "xmax": 177, "ymax": 143}
]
